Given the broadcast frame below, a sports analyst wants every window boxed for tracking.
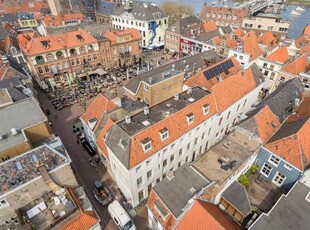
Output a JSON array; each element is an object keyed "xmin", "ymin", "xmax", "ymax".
[
  {"xmin": 202, "ymin": 104, "xmax": 210, "ymax": 115},
  {"xmin": 218, "ymin": 117, "xmax": 223, "ymax": 126},
  {"xmin": 138, "ymin": 190, "xmax": 144, "ymax": 202},
  {"xmin": 46, "ymin": 53, "xmax": 54, "ymax": 61},
  {"xmin": 141, "ymin": 138, "xmax": 152, "ymax": 152},
  {"xmin": 0, "ymin": 199, "xmax": 8, "ymax": 208},
  {"xmin": 227, "ymin": 111, "xmax": 231, "ymax": 120},
  {"xmin": 201, "ymin": 132, "xmax": 205, "ymax": 140},
  {"xmin": 178, "ymin": 162, "xmax": 181, "ymax": 167},
  {"xmin": 144, "ymin": 83, "xmax": 149, "ymax": 91},
  {"xmin": 194, "ymin": 138, "xmax": 198, "ymax": 145},
  {"xmin": 136, "ymin": 165, "xmax": 142, "ymax": 173},
  {"xmin": 147, "ymin": 170, "xmax": 152, "ymax": 180},
  {"xmin": 170, "ymin": 154, "xmax": 174, "ymax": 163},
  {"xmin": 44, "ymin": 66, "xmax": 49, "ymax": 72},
  {"xmin": 156, "ymin": 178, "xmax": 160, "ymax": 184},
  {"xmin": 163, "ymin": 148, "xmax": 168, "ymax": 154},
  {"xmin": 179, "ymin": 149, "xmax": 183, "ymax": 157},
  {"xmin": 236, "ymin": 104, "xmax": 241, "ymax": 112},
  {"xmin": 146, "ymin": 159, "xmax": 152, "ymax": 166},
  {"xmin": 269, "ymin": 155, "xmax": 280, "ymax": 166},
  {"xmin": 243, "ymin": 99, "xmax": 248, "ymax": 107},
  {"xmin": 280, "ymin": 76, "xmax": 285, "ymax": 82},
  {"xmin": 261, "ymin": 163, "xmax": 272, "ymax": 177},
  {"xmin": 148, "ymin": 184, "xmax": 152, "ymax": 195},
  {"xmin": 16, "ymin": 161, "xmax": 23, "ymax": 170},
  {"xmin": 163, "ymin": 159, "xmax": 167, "ymax": 168},
  {"xmin": 159, "ymin": 128, "xmax": 169, "ymax": 141},
  {"xmin": 284, "ymin": 163, "xmax": 293, "ymax": 171},
  {"xmin": 186, "ymin": 113, "xmax": 194, "ymax": 124},
  {"xmin": 137, "ymin": 177, "xmax": 143, "ymax": 187},
  {"xmin": 272, "ymin": 172, "xmax": 286, "ymax": 186},
  {"xmin": 187, "ymin": 143, "xmax": 191, "ymax": 151},
  {"xmin": 38, "ymin": 67, "xmax": 43, "ymax": 74}
]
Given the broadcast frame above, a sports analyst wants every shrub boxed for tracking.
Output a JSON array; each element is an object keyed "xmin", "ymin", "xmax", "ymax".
[{"xmin": 238, "ymin": 174, "xmax": 250, "ymax": 187}]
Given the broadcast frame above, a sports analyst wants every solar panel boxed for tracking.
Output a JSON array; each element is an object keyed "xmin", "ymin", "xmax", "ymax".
[{"xmin": 203, "ymin": 59, "xmax": 235, "ymax": 80}]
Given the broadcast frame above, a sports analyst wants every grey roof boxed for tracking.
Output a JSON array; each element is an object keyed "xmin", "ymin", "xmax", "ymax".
[
  {"xmin": 267, "ymin": 116, "xmax": 309, "ymax": 143},
  {"xmin": 79, "ymin": 21, "xmax": 112, "ymax": 39},
  {"xmin": 221, "ymin": 25, "xmax": 233, "ymax": 34},
  {"xmin": 166, "ymin": 16, "xmax": 201, "ymax": 35},
  {"xmin": 96, "ymin": 0, "xmax": 117, "ymax": 15},
  {"xmin": 195, "ymin": 30, "xmax": 221, "ymax": 42},
  {"xmin": 255, "ymin": 78, "xmax": 304, "ymax": 122},
  {"xmin": 0, "ymin": 24, "xmax": 9, "ymax": 40},
  {"xmin": 16, "ymin": 12, "xmax": 35, "ymax": 20},
  {"xmin": 153, "ymin": 164, "xmax": 209, "ymax": 218},
  {"xmin": 0, "ymin": 145, "xmax": 67, "ymax": 196},
  {"xmin": 222, "ymin": 181, "xmax": 251, "ymax": 216},
  {"xmin": 70, "ymin": 0, "xmax": 81, "ymax": 9},
  {"xmin": 124, "ymin": 50, "xmax": 219, "ymax": 94},
  {"xmin": 113, "ymin": 1, "xmax": 167, "ymax": 21},
  {"xmin": 0, "ymin": 78, "xmax": 28, "ymax": 101},
  {"xmin": 0, "ymin": 13, "xmax": 18, "ymax": 24},
  {"xmin": 0, "ymin": 97, "xmax": 47, "ymax": 152},
  {"xmin": 250, "ymin": 182, "xmax": 310, "ymax": 230}
]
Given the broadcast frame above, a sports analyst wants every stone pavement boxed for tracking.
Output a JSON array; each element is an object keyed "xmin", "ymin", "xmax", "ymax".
[{"xmin": 36, "ymin": 88, "xmax": 148, "ymax": 230}]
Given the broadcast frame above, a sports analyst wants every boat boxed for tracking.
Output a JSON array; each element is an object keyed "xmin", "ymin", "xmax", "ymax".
[
  {"xmin": 290, "ymin": 10, "xmax": 301, "ymax": 16},
  {"xmin": 296, "ymin": 6, "xmax": 305, "ymax": 12}
]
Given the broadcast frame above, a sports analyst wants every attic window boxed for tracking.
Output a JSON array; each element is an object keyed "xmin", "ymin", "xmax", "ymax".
[
  {"xmin": 154, "ymin": 200, "xmax": 167, "ymax": 220},
  {"xmin": 159, "ymin": 128, "xmax": 169, "ymax": 141},
  {"xmin": 186, "ymin": 113, "xmax": 194, "ymax": 124},
  {"xmin": 202, "ymin": 104, "xmax": 210, "ymax": 115},
  {"xmin": 16, "ymin": 161, "xmax": 23, "ymax": 171},
  {"xmin": 76, "ymin": 34, "xmax": 84, "ymax": 42},
  {"xmin": 87, "ymin": 118, "xmax": 98, "ymax": 130},
  {"xmin": 141, "ymin": 138, "xmax": 152, "ymax": 153},
  {"xmin": 119, "ymin": 138, "xmax": 126, "ymax": 150},
  {"xmin": 41, "ymin": 40, "xmax": 49, "ymax": 49}
]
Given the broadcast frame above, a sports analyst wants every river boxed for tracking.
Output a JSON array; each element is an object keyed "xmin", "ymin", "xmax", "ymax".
[{"xmin": 154, "ymin": 0, "xmax": 310, "ymax": 39}]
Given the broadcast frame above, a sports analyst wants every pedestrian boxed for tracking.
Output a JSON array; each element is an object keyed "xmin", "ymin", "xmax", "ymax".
[{"xmin": 76, "ymin": 139, "xmax": 79, "ymax": 144}]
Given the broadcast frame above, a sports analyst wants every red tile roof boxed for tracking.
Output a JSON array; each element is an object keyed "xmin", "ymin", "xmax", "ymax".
[
  {"xmin": 242, "ymin": 31, "xmax": 264, "ymax": 61},
  {"xmin": 18, "ymin": 30, "xmax": 98, "ymax": 56},
  {"xmin": 265, "ymin": 46, "xmax": 290, "ymax": 64},
  {"xmin": 185, "ymin": 57, "xmax": 241, "ymax": 89},
  {"xmin": 104, "ymin": 28, "xmax": 141, "ymax": 45},
  {"xmin": 287, "ymin": 97, "xmax": 310, "ymax": 121},
  {"xmin": 1, "ymin": 1, "xmax": 48, "ymax": 13},
  {"xmin": 203, "ymin": 21, "xmax": 218, "ymax": 32},
  {"xmin": 255, "ymin": 105, "xmax": 281, "ymax": 143},
  {"xmin": 258, "ymin": 31, "xmax": 277, "ymax": 49},
  {"xmin": 60, "ymin": 211, "xmax": 98, "ymax": 230},
  {"xmin": 282, "ymin": 53, "xmax": 309, "ymax": 75},
  {"xmin": 81, "ymin": 94, "xmax": 117, "ymax": 130},
  {"xmin": 303, "ymin": 25, "xmax": 310, "ymax": 38},
  {"xmin": 295, "ymin": 35, "xmax": 308, "ymax": 48},
  {"xmin": 175, "ymin": 200, "xmax": 240, "ymax": 230},
  {"xmin": 297, "ymin": 44, "xmax": 310, "ymax": 56},
  {"xmin": 43, "ymin": 13, "xmax": 85, "ymax": 27},
  {"xmin": 265, "ymin": 117, "xmax": 310, "ymax": 171},
  {"xmin": 213, "ymin": 34, "xmax": 237, "ymax": 48}
]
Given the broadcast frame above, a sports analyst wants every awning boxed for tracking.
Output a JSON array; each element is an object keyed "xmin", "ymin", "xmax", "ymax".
[{"xmin": 88, "ymin": 68, "xmax": 107, "ymax": 76}]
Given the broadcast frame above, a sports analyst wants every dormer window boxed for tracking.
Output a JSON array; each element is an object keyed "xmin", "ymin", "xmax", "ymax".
[
  {"xmin": 41, "ymin": 40, "xmax": 49, "ymax": 49},
  {"xmin": 119, "ymin": 138, "xmax": 127, "ymax": 150},
  {"xmin": 159, "ymin": 128, "xmax": 169, "ymax": 141},
  {"xmin": 141, "ymin": 138, "xmax": 152, "ymax": 153},
  {"xmin": 76, "ymin": 34, "xmax": 84, "ymax": 42},
  {"xmin": 186, "ymin": 113, "xmax": 194, "ymax": 124},
  {"xmin": 202, "ymin": 104, "xmax": 210, "ymax": 115}
]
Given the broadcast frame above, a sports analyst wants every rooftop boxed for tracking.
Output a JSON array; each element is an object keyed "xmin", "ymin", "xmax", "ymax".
[
  {"xmin": 124, "ymin": 51, "xmax": 218, "ymax": 94},
  {"xmin": 193, "ymin": 129, "xmax": 260, "ymax": 185},
  {"xmin": 0, "ymin": 78, "xmax": 30, "ymax": 102},
  {"xmin": 246, "ymin": 172, "xmax": 283, "ymax": 213},
  {"xmin": 0, "ymin": 97, "xmax": 47, "ymax": 152},
  {"xmin": 250, "ymin": 182, "xmax": 310, "ymax": 230},
  {"xmin": 118, "ymin": 87, "xmax": 210, "ymax": 136},
  {"xmin": 153, "ymin": 164, "xmax": 209, "ymax": 218},
  {"xmin": 0, "ymin": 145, "xmax": 67, "ymax": 196},
  {"xmin": 0, "ymin": 88, "xmax": 13, "ymax": 107}
]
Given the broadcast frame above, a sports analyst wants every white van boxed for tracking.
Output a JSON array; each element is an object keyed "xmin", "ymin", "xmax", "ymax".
[{"xmin": 108, "ymin": 200, "xmax": 136, "ymax": 230}]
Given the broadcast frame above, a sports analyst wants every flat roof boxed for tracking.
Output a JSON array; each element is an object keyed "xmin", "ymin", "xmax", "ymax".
[
  {"xmin": 0, "ymin": 145, "xmax": 68, "ymax": 196},
  {"xmin": 192, "ymin": 129, "xmax": 260, "ymax": 185},
  {"xmin": 250, "ymin": 182, "xmax": 310, "ymax": 230},
  {"xmin": 0, "ymin": 88, "xmax": 13, "ymax": 107},
  {"xmin": 153, "ymin": 164, "xmax": 209, "ymax": 218},
  {"xmin": 0, "ymin": 97, "xmax": 47, "ymax": 152},
  {"xmin": 118, "ymin": 87, "xmax": 210, "ymax": 136}
]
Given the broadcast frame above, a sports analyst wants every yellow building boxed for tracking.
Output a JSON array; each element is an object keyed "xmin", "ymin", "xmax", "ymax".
[{"xmin": 17, "ymin": 11, "xmax": 37, "ymax": 28}]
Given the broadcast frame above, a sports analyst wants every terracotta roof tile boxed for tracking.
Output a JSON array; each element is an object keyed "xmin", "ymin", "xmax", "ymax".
[
  {"xmin": 287, "ymin": 97, "xmax": 310, "ymax": 121},
  {"xmin": 81, "ymin": 94, "xmax": 117, "ymax": 130},
  {"xmin": 96, "ymin": 118, "xmax": 115, "ymax": 160},
  {"xmin": 104, "ymin": 28, "xmax": 141, "ymax": 45},
  {"xmin": 60, "ymin": 212, "xmax": 98, "ymax": 230},
  {"xmin": 185, "ymin": 57, "xmax": 241, "ymax": 89},
  {"xmin": 258, "ymin": 31, "xmax": 277, "ymax": 49},
  {"xmin": 297, "ymin": 44, "xmax": 310, "ymax": 56},
  {"xmin": 265, "ymin": 46, "xmax": 290, "ymax": 64},
  {"xmin": 303, "ymin": 25, "xmax": 310, "ymax": 38},
  {"xmin": 43, "ymin": 13, "xmax": 85, "ymax": 27},
  {"xmin": 129, "ymin": 92, "xmax": 217, "ymax": 168},
  {"xmin": 295, "ymin": 35, "xmax": 308, "ymax": 48},
  {"xmin": 175, "ymin": 200, "xmax": 240, "ymax": 230},
  {"xmin": 282, "ymin": 53, "xmax": 309, "ymax": 75},
  {"xmin": 265, "ymin": 117, "xmax": 310, "ymax": 171},
  {"xmin": 18, "ymin": 30, "xmax": 98, "ymax": 56},
  {"xmin": 213, "ymin": 34, "xmax": 237, "ymax": 48},
  {"xmin": 255, "ymin": 106, "xmax": 281, "ymax": 143},
  {"xmin": 203, "ymin": 21, "xmax": 218, "ymax": 32},
  {"xmin": 233, "ymin": 28, "xmax": 246, "ymax": 38},
  {"xmin": 242, "ymin": 31, "xmax": 264, "ymax": 61}
]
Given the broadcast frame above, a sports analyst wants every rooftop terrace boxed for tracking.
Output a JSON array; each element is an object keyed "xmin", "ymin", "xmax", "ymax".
[
  {"xmin": 118, "ymin": 87, "xmax": 210, "ymax": 136},
  {"xmin": 0, "ymin": 145, "xmax": 67, "ymax": 196},
  {"xmin": 193, "ymin": 129, "xmax": 260, "ymax": 185}
]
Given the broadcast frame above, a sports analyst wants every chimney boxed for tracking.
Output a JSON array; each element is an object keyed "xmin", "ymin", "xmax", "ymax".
[
  {"xmin": 125, "ymin": 115, "xmax": 131, "ymax": 124},
  {"xmin": 172, "ymin": 64, "xmax": 175, "ymax": 71},
  {"xmin": 37, "ymin": 164, "xmax": 61, "ymax": 192},
  {"xmin": 174, "ymin": 92, "xmax": 179, "ymax": 100},
  {"xmin": 144, "ymin": 106, "xmax": 149, "ymax": 116},
  {"xmin": 166, "ymin": 171, "xmax": 175, "ymax": 180},
  {"xmin": 187, "ymin": 87, "xmax": 192, "ymax": 95}
]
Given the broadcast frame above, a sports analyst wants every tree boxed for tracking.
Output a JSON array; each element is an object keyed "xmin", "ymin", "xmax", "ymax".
[{"xmin": 160, "ymin": 0, "xmax": 194, "ymax": 26}]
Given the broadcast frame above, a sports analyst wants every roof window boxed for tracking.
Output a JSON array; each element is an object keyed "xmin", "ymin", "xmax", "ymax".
[{"xmin": 141, "ymin": 138, "xmax": 152, "ymax": 153}]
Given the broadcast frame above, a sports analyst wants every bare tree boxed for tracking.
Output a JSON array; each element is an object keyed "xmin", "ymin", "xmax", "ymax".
[{"xmin": 160, "ymin": 0, "xmax": 194, "ymax": 26}]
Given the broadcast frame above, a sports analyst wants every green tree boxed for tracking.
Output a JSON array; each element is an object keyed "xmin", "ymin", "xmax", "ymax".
[{"xmin": 238, "ymin": 175, "xmax": 250, "ymax": 187}]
